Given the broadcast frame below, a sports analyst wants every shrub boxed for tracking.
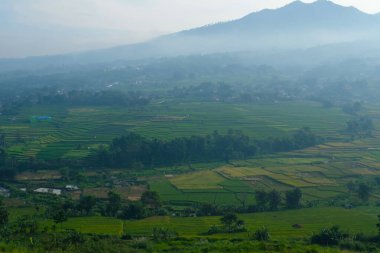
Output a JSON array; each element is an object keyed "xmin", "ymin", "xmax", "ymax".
[
  {"xmin": 206, "ymin": 225, "xmax": 220, "ymax": 235},
  {"xmin": 152, "ymin": 227, "xmax": 178, "ymax": 241},
  {"xmin": 253, "ymin": 227, "xmax": 270, "ymax": 241},
  {"xmin": 311, "ymin": 226, "xmax": 349, "ymax": 246}
]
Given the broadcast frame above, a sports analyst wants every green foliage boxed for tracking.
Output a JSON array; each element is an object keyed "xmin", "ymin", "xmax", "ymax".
[
  {"xmin": 357, "ymin": 183, "xmax": 371, "ymax": 202},
  {"xmin": 53, "ymin": 210, "xmax": 68, "ymax": 225},
  {"xmin": 343, "ymin": 102, "xmax": 362, "ymax": 115},
  {"xmin": 253, "ymin": 227, "xmax": 270, "ymax": 241},
  {"xmin": 141, "ymin": 191, "xmax": 161, "ymax": 209},
  {"xmin": 152, "ymin": 227, "xmax": 178, "ymax": 241},
  {"xmin": 78, "ymin": 196, "xmax": 97, "ymax": 215},
  {"xmin": 0, "ymin": 168, "xmax": 16, "ymax": 180},
  {"xmin": 255, "ymin": 190, "xmax": 268, "ymax": 210},
  {"xmin": 91, "ymin": 128, "xmax": 320, "ymax": 169},
  {"xmin": 220, "ymin": 213, "xmax": 246, "ymax": 233},
  {"xmin": 286, "ymin": 188, "xmax": 302, "ymax": 209},
  {"xmin": 254, "ymin": 190, "xmax": 282, "ymax": 211},
  {"xmin": 206, "ymin": 225, "xmax": 220, "ymax": 235},
  {"xmin": 106, "ymin": 191, "xmax": 121, "ymax": 217},
  {"xmin": 0, "ymin": 201, "xmax": 8, "ymax": 228},
  {"xmin": 0, "ymin": 148, "xmax": 6, "ymax": 167},
  {"xmin": 268, "ymin": 190, "xmax": 282, "ymax": 211},
  {"xmin": 13, "ymin": 215, "xmax": 39, "ymax": 235},
  {"xmin": 310, "ymin": 226, "xmax": 349, "ymax": 246},
  {"xmin": 119, "ymin": 203, "xmax": 146, "ymax": 220},
  {"xmin": 346, "ymin": 116, "xmax": 374, "ymax": 137}
]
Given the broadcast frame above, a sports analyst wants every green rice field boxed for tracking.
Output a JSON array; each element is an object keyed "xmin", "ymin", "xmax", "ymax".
[{"xmin": 0, "ymin": 100, "xmax": 349, "ymax": 161}]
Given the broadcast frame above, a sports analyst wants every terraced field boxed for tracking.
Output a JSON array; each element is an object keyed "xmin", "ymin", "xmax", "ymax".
[
  {"xmin": 150, "ymin": 132, "xmax": 380, "ymax": 207},
  {"xmin": 0, "ymin": 100, "xmax": 349, "ymax": 161},
  {"xmin": 3, "ymin": 99, "xmax": 380, "ymax": 209}
]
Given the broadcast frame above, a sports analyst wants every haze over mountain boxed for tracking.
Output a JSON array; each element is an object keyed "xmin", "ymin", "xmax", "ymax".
[{"xmin": 2, "ymin": 0, "xmax": 380, "ymax": 71}]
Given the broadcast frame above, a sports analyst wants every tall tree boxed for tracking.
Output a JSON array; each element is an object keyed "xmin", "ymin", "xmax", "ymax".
[
  {"xmin": 255, "ymin": 190, "xmax": 268, "ymax": 210},
  {"xmin": 119, "ymin": 203, "xmax": 145, "ymax": 220},
  {"xmin": 285, "ymin": 188, "xmax": 302, "ymax": 209},
  {"xmin": 106, "ymin": 191, "xmax": 121, "ymax": 217},
  {"xmin": 53, "ymin": 210, "xmax": 67, "ymax": 229},
  {"xmin": 268, "ymin": 190, "xmax": 281, "ymax": 211},
  {"xmin": 357, "ymin": 183, "xmax": 370, "ymax": 201},
  {"xmin": 0, "ymin": 200, "xmax": 9, "ymax": 228},
  {"xmin": 141, "ymin": 191, "xmax": 161, "ymax": 208},
  {"xmin": 78, "ymin": 196, "xmax": 97, "ymax": 215},
  {"xmin": 0, "ymin": 148, "xmax": 6, "ymax": 167},
  {"xmin": 220, "ymin": 213, "xmax": 245, "ymax": 233}
]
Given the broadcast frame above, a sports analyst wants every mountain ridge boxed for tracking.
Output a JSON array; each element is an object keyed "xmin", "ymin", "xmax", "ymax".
[{"xmin": 1, "ymin": 0, "xmax": 380, "ymax": 71}]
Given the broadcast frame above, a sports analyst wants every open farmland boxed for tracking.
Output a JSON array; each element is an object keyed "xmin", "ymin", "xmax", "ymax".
[
  {"xmin": 24, "ymin": 207, "xmax": 377, "ymax": 240},
  {"xmin": 0, "ymin": 101, "xmax": 349, "ymax": 161},
  {"xmin": 149, "ymin": 130, "xmax": 380, "ymax": 207},
  {"xmin": 122, "ymin": 207, "xmax": 379, "ymax": 239}
]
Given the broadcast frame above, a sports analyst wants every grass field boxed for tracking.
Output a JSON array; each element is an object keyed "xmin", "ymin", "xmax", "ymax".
[
  {"xmin": 123, "ymin": 207, "xmax": 379, "ymax": 239},
  {"xmin": 34, "ymin": 207, "xmax": 379, "ymax": 240}
]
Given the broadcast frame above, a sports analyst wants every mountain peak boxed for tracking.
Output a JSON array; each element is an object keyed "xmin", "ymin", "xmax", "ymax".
[
  {"xmin": 239, "ymin": 0, "xmax": 369, "ymax": 25},
  {"xmin": 283, "ymin": 0, "xmax": 347, "ymax": 10}
]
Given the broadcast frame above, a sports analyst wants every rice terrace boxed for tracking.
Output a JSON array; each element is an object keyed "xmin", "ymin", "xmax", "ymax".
[{"xmin": 2, "ymin": 0, "xmax": 380, "ymax": 252}]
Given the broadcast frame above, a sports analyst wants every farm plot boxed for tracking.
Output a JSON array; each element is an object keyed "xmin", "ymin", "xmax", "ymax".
[
  {"xmin": 57, "ymin": 217, "xmax": 123, "ymax": 236},
  {"xmin": 216, "ymin": 166, "xmax": 324, "ymax": 187},
  {"xmin": 169, "ymin": 170, "xmax": 226, "ymax": 190},
  {"xmin": 15, "ymin": 170, "xmax": 62, "ymax": 181},
  {"xmin": 150, "ymin": 178, "xmax": 254, "ymax": 206}
]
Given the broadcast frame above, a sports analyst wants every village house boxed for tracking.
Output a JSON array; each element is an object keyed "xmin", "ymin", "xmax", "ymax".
[
  {"xmin": 0, "ymin": 186, "xmax": 10, "ymax": 198},
  {"xmin": 34, "ymin": 188, "xmax": 62, "ymax": 196},
  {"xmin": 65, "ymin": 185, "xmax": 79, "ymax": 191}
]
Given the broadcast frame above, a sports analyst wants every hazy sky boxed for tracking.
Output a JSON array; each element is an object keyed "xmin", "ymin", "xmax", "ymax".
[{"xmin": 1, "ymin": 0, "xmax": 380, "ymax": 58}]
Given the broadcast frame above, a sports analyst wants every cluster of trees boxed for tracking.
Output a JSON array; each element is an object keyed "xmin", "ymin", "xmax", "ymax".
[
  {"xmin": 0, "ymin": 89, "xmax": 150, "ymax": 115},
  {"xmin": 347, "ymin": 181, "xmax": 371, "ymax": 202},
  {"xmin": 346, "ymin": 116, "xmax": 374, "ymax": 138},
  {"xmin": 0, "ymin": 133, "xmax": 7, "ymax": 168},
  {"xmin": 93, "ymin": 128, "xmax": 321, "ymax": 168},
  {"xmin": 46, "ymin": 190, "xmax": 162, "ymax": 222},
  {"xmin": 181, "ymin": 188, "xmax": 302, "ymax": 218},
  {"xmin": 0, "ymin": 148, "xmax": 6, "ymax": 168},
  {"xmin": 0, "ymin": 147, "xmax": 16, "ymax": 180},
  {"xmin": 253, "ymin": 188, "xmax": 302, "ymax": 211},
  {"xmin": 27, "ymin": 90, "xmax": 150, "ymax": 107},
  {"xmin": 207, "ymin": 213, "xmax": 271, "ymax": 241},
  {"xmin": 343, "ymin": 102, "xmax": 362, "ymax": 115},
  {"xmin": 310, "ymin": 225, "xmax": 378, "ymax": 252},
  {"xmin": 0, "ymin": 199, "xmax": 9, "ymax": 231},
  {"xmin": 207, "ymin": 213, "xmax": 246, "ymax": 234}
]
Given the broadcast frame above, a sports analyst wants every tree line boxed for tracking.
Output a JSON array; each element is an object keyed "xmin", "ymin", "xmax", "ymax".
[
  {"xmin": 92, "ymin": 128, "xmax": 321, "ymax": 168},
  {"xmin": 0, "ymin": 89, "xmax": 150, "ymax": 115}
]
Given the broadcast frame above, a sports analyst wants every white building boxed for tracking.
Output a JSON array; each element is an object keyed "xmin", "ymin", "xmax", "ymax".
[
  {"xmin": 0, "ymin": 187, "xmax": 10, "ymax": 198},
  {"xmin": 65, "ymin": 185, "xmax": 79, "ymax": 191},
  {"xmin": 34, "ymin": 188, "xmax": 62, "ymax": 196}
]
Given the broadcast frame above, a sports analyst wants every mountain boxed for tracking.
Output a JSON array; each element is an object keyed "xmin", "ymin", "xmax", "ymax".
[
  {"xmin": 82, "ymin": 0, "xmax": 380, "ymax": 60},
  {"xmin": 2, "ymin": 0, "xmax": 380, "ymax": 72}
]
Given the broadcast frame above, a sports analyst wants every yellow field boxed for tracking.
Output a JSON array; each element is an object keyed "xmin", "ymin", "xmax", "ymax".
[
  {"xmin": 169, "ymin": 170, "xmax": 225, "ymax": 190},
  {"xmin": 216, "ymin": 165, "xmax": 334, "ymax": 187}
]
